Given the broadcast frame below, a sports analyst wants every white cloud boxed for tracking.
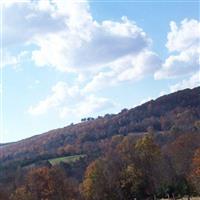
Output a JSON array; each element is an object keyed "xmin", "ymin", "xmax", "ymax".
[
  {"xmin": 84, "ymin": 50, "xmax": 161, "ymax": 92},
  {"xmin": 31, "ymin": 16, "xmax": 150, "ymax": 72},
  {"xmin": 1, "ymin": 50, "xmax": 28, "ymax": 69},
  {"xmin": 52, "ymin": 0, "xmax": 92, "ymax": 27},
  {"xmin": 83, "ymin": 72, "xmax": 113, "ymax": 92},
  {"xmin": 132, "ymin": 96, "xmax": 154, "ymax": 108},
  {"xmin": 159, "ymin": 90, "xmax": 167, "ymax": 96},
  {"xmin": 5, "ymin": 0, "xmax": 162, "ymax": 88},
  {"xmin": 155, "ymin": 19, "xmax": 200, "ymax": 79},
  {"xmin": 1, "ymin": 0, "xmax": 24, "ymax": 7},
  {"xmin": 3, "ymin": 1, "xmax": 66, "ymax": 46},
  {"xmin": 4, "ymin": 0, "xmax": 151, "ymax": 72},
  {"xmin": 28, "ymin": 82, "xmax": 70, "ymax": 115},
  {"xmin": 115, "ymin": 50, "xmax": 161, "ymax": 81},
  {"xmin": 1, "ymin": 51, "xmax": 18, "ymax": 68},
  {"xmin": 9, "ymin": 0, "xmax": 160, "ymax": 118},
  {"xmin": 139, "ymin": 96, "xmax": 153, "ymax": 105},
  {"xmin": 155, "ymin": 49, "xmax": 199, "ymax": 79},
  {"xmin": 36, "ymin": 0, "xmax": 54, "ymax": 12},
  {"xmin": 166, "ymin": 19, "xmax": 199, "ymax": 52},
  {"xmin": 170, "ymin": 73, "xmax": 200, "ymax": 92},
  {"xmin": 28, "ymin": 81, "xmax": 115, "ymax": 118},
  {"xmin": 10, "ymin": 1, "xmax": 200, "ymax": 120},
  {"xmin": 60, "ymin": 95, "xmax": 114, "ymax": 118}
]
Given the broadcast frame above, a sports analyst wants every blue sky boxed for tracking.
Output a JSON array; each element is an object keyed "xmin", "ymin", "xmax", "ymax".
[{"xmin": 0, "ymin": 0, "xmax": 199, "ymax": 142}]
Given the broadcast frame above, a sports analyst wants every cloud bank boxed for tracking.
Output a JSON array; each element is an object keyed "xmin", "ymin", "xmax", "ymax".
[
  {"xmin": 4, "ymin": 1, "xmax": 199, "ymax": 118},
  {"xmin": 155, "ymin": 19, "xmax": 200, "ymax": 79}
]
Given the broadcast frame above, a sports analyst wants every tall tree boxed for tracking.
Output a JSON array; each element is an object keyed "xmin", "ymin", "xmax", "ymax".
[
  {"xmin": 10, "ymin": 166, "xmax": 79, "ymax": 200},
  {"xmin": 189, "ymin": 147, "xmax": 200, "ymax": 194}
]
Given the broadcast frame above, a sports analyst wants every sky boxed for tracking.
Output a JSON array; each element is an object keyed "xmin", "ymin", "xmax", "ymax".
[{"xmin": 0, "ymin": 0, "xmax": 199, "ymax": 143}]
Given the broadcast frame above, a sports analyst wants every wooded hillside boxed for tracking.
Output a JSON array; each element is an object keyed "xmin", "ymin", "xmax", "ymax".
[{"xmin": 0, "ymin": 87, "xmax": 199, "ymax": 199}]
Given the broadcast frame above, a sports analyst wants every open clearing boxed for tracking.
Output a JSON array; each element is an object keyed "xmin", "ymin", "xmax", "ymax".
[{"xmin": 48, "ymin": 154, "xmax": 86, "ymax": 165}]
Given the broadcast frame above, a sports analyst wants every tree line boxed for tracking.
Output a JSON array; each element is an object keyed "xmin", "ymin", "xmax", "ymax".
[{"xmin": 0, "ymin": 132, "xmax": 199, "ymax": 200}]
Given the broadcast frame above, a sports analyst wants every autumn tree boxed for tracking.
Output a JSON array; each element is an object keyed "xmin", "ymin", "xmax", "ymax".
[
  {"xmin": 165, "ymin": 132, "xmax": 200, "ymax": 175},
  {"xmin": 134, "ymin": 134, "xmax": 164, "ymax": 198},
  {"xmin": 119, "ymin": 164, "xmax": 144, "ymax": 199},
  {"xmin": 10, "ymin": 187, "xmax": 33, "ymax": 200},
  {"xmin": 10, "ymin": 166, "xmax": 79, "ymax": 200},
  {"xmin": 189, "ymin": 147, "xmax": 200, "ymax": 194},
  {"xmin": 81, "ymin": 154, "xmax": 124, "ymax": 200},
  {"xmin": 0, "ymin": 189, "xmax": 9, "ymax": 200},
  {"xmin": 81, "ymin": 134, "xmax": 167, "ymax": 200}
]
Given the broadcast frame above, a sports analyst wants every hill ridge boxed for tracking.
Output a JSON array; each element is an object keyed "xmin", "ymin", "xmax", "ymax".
[{"xmin": 0, "ymin": 86, "xmax": 199, "ymax": 164}]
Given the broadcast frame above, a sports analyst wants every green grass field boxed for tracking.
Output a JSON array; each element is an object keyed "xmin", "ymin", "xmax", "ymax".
[{"xmin": 48, "ymin": 154, "xmax": 86, "ymax": 165}]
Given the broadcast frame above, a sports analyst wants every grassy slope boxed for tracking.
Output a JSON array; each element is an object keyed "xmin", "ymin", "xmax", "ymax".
[{"xmin": 48, "ymin": 155, "xmax": 86, "ymax": 165}]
